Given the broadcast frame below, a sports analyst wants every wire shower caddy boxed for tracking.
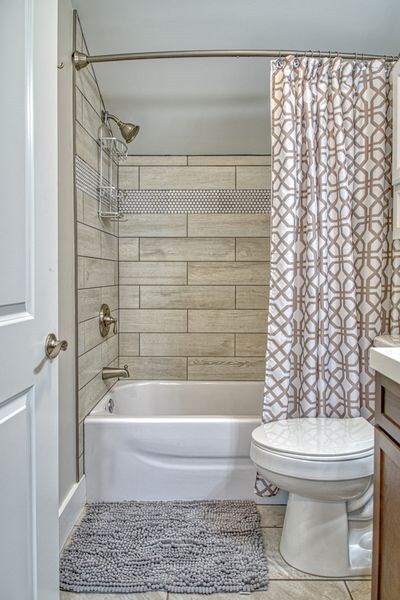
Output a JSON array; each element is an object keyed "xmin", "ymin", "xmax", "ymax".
[{"xmin": 98, "ymin": 124, "xmax": 128, "ymax": 220}]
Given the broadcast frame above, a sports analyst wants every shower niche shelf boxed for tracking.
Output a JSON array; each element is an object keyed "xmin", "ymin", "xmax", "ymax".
[{"xmin": 98, "ymin": 127, "xmax": 127, "ymax": 221}]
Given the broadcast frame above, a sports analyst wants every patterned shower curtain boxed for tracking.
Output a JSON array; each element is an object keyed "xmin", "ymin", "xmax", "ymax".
[{"xmin": 256, "ymin": 56, "xmax": 400, "ymax": 497}]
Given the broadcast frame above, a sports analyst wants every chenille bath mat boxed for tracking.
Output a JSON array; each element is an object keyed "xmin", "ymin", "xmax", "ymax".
[{"xmin": 59, "ymin": 499, "xmax": 268, "ymax": 594}]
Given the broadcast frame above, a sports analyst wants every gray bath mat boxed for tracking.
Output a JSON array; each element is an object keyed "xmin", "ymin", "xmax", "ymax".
[{"xmin": 60, "ymin": 500, "xmax": 268, "ymax": 594}]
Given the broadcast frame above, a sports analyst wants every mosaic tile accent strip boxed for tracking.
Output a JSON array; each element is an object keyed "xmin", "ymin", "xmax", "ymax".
[
  {"xmin": 75, "ymin": 155, "xmax": 271, "ymax": 214},
  {"xmin": 119, "ymin": 189, "xmax": 271, "ymax": 214}
]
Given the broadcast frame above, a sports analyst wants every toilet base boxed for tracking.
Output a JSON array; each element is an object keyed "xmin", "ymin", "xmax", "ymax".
[{"xmin": 280, "ymin": 492, "xmax": 372, "ymax": 577}]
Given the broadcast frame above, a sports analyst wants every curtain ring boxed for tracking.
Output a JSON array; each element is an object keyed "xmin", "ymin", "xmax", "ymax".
[{"xmin": 275, "ymin": 50, "xmax": 283, "ymax": 70}]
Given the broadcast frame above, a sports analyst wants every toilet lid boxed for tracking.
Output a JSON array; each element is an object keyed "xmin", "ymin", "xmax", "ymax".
[{"xmin": 252, "ymin": 417, "xmax": 374, "ymax": 458}]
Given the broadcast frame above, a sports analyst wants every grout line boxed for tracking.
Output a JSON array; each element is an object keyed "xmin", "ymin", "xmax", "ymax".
[{"xmin": 344, "ymin": 580, "xmax": 357, "ymax": 600}]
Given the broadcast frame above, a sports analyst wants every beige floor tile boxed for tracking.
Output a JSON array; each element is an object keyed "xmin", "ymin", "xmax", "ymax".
[
  {"xmin": 346, "ymin": 580, "xmax": 372, "ymax": 600},
  {"xmin": 169, "ymin": 580, "xmax": 351, "ymax": 599},
  {"xmin": 257, "ymin": 505, "xmax": 286, "ymax": 528},
  {"xmin": 262, "ymin": 528, "xmax": 322, "ymax": 580},
  {"xmin": 61, "ymin": 593, "xmax": 167, "ymax": 600}
]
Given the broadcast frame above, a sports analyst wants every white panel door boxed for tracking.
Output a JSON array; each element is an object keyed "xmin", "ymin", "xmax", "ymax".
[{"xmin": 0, "ymin": 1, "xmax": 60, "ymax": 599}]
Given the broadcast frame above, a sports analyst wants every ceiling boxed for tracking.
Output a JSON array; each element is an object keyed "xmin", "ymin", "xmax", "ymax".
[{"xmin": 72, "ymin": 0, "xmax": 400, "ymax": 155}]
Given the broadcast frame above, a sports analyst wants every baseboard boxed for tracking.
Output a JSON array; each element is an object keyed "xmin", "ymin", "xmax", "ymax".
[{"xmin": 59, "ymin": 476, "xmax": 86, "ymax": 550}]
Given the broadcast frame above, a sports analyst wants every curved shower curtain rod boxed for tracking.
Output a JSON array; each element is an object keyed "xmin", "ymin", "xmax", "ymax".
[{"xmin": 73, "ymin": 48, "xmax": 399, "ymax": 70}]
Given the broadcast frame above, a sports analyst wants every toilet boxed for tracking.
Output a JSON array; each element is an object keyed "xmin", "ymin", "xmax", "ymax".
[{"xmin": 251, "ymin": 417, "xmax": 374, "ymax": 577}]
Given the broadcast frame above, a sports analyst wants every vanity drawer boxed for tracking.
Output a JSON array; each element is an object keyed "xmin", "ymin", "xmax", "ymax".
[{"xmin": 375, "ymin": 373, "xmax": 400, "ymax": 445}]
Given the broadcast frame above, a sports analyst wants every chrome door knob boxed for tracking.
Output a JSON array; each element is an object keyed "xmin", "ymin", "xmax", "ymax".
[{"xmin": 45, "ymin": 333, "xmax": 68, "ymax": 359}]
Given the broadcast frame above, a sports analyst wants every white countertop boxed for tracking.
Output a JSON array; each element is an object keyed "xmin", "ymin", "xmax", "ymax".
[{"xmin": 370, "ymin": 347, "xmax": 400, "ymax": 386}]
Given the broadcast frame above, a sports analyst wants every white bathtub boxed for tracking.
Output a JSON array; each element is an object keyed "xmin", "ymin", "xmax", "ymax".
[{"xmin": 84, "ymin": 380, "xmax": 285, "ymax": 503}]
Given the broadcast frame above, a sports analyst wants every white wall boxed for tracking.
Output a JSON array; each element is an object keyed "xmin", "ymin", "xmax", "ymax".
[
  {"xmin": 71, "ymin": 0, "xmax": 400, "ymax": 154},
  {"xmin": 58, "ymin": 0, "xmax": 77, "ymax": 506}
]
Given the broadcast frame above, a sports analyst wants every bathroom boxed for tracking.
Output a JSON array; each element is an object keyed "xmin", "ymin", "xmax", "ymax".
[{"xmin": 1, "ymin": 0, "xmax": 400, "ymax": 598}]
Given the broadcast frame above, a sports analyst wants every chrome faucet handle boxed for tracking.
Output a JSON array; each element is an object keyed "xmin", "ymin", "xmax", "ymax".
[
  {"xmin": 112, "ymin": 316, "xmax": 118, "ymax": 334},
  {"xmin": 99, "ymin": 303, "xmax": 118, "ymax": 337}
]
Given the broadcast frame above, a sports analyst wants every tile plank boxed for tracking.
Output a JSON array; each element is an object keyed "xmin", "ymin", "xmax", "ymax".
[
  {"xmin": 188, "ymin": 356, "xmax": 264, "ymax": 380},
  {"xmin": 236, "ymin": 333, "xmax": 266, "ymax": 356},
  {"xmin": 188, "ymin": 214, "xmax": 270, "ymax": 237},
  {"xmin": 140, "ymin": 238, "xmax": 235, "ymax": 261},
  {"xmin": 119, "ymin": 238, "xmax": 139, "ymax": 261},
  {"xmin": 169, "ymin": 581, "xmax": 351, "ymax": 599},
  {"xmin": 188, "ymin": 155, "xmax": 271, "ymax": 166},
  {"xmin": 119, "ymin": 333, "xmax": 139, "ymax": 356},
  {"xmin": 119, "ymin": 285, "xmax": 140, "ymax": 308},
  {"xmin": 120, "ymin": 309, "xmax": 187, "ymax": 332},
  {"xmin": 236, "ymin": 238, "xmax": 270, "ymax": 261},
  {"xmin": 188, "ymin": 262, "xmax": 269, "ymax": 285},
  {"xmin": 119, "ymin": 214, "xmax": 187, "ymax": 237},
  {"xmin": 120, "ymin": 262, "xmax": 187, "ymax": 285},
  {"xmin": 236, "ymin": 166, "xmax": 272, "ymax": 189},
  {"xmin": 83, "ymin": 257, "xmax": 117, "ymax": 288},
  {"xmin": 140, "ymin": 286, "xmax": 235, "ymax": 309},
  {"xmin": 140, "ymin": 333, "xmax": 234, "ymax": 356},
  {"xmin": 189, "ymin": 309, "xmax": 267, "ymax": 333},
  {"xmin": 120, "ymin": 357, "xmax": 187, "ymax": 380},
  {"xmin": 125, "ymin": 155, "xmax": 187, "ymax": 166},
  {"xmin": 236, "ymin": 286, "xmax": 269, "ymax": 309},
  {"xmin": 140, "ymin": 166, "xmax": 235, "ymax": 189},
  {"xmin": 345, "ymin": 580, "xmax": 371, "ymax": 600},
  {"xmin": 119, "ymin": 166, "xmax": 139, "ymax": 190}
]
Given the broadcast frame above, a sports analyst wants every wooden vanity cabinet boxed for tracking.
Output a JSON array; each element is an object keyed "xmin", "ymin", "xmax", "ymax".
[{"xmin": 372, "ymin": 373, "xmax": 400, "ymax": 600}]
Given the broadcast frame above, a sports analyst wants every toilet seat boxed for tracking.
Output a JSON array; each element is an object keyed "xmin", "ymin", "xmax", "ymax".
[{"xmin": 251, "ymin": 417, "xmax": 374, "ymax": 481}]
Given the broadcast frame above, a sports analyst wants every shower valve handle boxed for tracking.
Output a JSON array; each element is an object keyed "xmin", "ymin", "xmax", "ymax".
[{"xmin": 99, "ymin": 303, "xmax": 118, "ymax": 337}]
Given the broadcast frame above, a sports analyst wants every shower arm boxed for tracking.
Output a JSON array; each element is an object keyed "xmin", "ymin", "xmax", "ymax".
[{"xmin": 73, "ymin": 48, "xmax": 399, "ymax": 70}]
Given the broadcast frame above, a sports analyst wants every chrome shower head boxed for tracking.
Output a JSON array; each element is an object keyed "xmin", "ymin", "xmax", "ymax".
[
  {"xmin": 103, "ymin": 111, "xmax": 140, "ymax": 143},
  {"xmin": 117, "ymin": 119, "xmax": 140, "ymax": 143}
]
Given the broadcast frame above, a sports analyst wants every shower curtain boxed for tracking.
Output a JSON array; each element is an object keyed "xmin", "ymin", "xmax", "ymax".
[{"xmin": 257, "ymin": 56, "xmax": 400, "ymax": 497}]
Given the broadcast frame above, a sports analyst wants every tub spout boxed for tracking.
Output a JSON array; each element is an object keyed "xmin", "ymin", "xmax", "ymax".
[{"xmin": 102, "ymin": 364, "xmax": 130, "ymax": 380}]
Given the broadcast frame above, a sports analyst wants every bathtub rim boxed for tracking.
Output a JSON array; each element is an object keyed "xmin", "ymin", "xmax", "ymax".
[{"xmin": 86, "ymin": 379, "xmax": 264, "ymax": 422}]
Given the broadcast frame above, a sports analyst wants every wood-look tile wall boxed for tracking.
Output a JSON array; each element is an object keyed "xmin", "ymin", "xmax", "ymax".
[
  {"xmin": 118, "ymin": 156, "xmax": 271, "ymax": 381},
  {"xmin": 74, "ymin": 18, "xmax": 118, "ymax": 476}
]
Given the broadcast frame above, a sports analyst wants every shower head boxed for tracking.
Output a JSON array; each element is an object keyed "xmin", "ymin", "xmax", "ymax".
[
  {"xmin": 103, "ymin": 111, "xmax": 140, "ymax": 143},
  {"xmin": 116, "ymin": 119, "xmax": 140, "ymax": 143}
]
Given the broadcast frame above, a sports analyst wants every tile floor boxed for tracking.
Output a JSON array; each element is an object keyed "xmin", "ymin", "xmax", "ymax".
[{"xmin": 60, "ymin": 505, "xmax": 371, "ymax": 600}]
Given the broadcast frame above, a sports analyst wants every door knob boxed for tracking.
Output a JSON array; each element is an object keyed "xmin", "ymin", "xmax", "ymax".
[{"xmin": 45, "ymin": 333, "xmax": 68, "ymax": 359}]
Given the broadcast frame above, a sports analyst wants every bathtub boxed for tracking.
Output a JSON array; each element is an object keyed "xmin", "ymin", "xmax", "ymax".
[{"xmin": 84, "ymin": 380, "xmax": 284, "ymax": 503}]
